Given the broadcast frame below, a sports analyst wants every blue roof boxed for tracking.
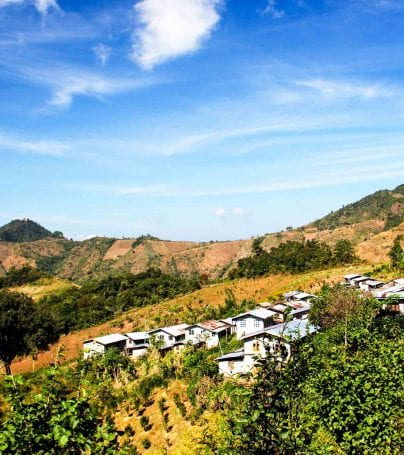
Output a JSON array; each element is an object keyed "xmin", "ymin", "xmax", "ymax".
[{"xmin": 242, "ymin": 318, "xmax": 318, "ymax": 341}]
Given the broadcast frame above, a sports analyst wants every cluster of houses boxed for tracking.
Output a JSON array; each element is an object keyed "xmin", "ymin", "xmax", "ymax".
[
  {"xmin": 83, "ymin": 274, "xmax": 404, "ymax": 378},
  {"xmin": 344, "ymin": 274, "xmax": 404, "ymax": 313}
]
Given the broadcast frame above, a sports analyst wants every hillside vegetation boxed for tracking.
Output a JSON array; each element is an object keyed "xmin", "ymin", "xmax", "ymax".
[
  {"xmin": 0, "ymin": 219, "xmax": 64, "ymax": 243},
  {"xmin": 0, "ymin": 286, "xmax": 402, "ymax": 454},
  {"xmin": 310, "ymin": 184, "xmax": 404, "ymax": 230},
  {"xmin": 0, "ymin": 184, "xmax": 403, "ymax": 281}
]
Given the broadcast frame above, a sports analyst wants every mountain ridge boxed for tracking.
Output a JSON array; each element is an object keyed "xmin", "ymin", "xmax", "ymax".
[{"xmin": 0, "ymin": 184, "xmax": 402, "ymax": 280}]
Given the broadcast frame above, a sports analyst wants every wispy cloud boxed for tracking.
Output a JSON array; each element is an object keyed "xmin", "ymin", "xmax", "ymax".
[
  {"xmin": 131, "ymin": 0, "xmax": 222, "ymax": 69},
  {"xmin": 93, "ymin": 43, "xmax": 112, "ymax": 66},
  {"xmin": 0, "ymin": 0, "xmax": 60, "ymax": 14},
  {"xmin": 297, "ymin": 78, "xmax": 394, "ymax": 99},
  {"xmin": 261, "ymin": 0, "xmax": 284, "ymax": 18},
  {"xmin": 0, "ymin": 131, "xmax": 68, "ymax": 155},
  {"xmin": 0, "ymin": 60, "xmax": 161, "ymax": 108},
  {"xmin": 213, "ymin": 207, "xmax": 226, "ymax": 217}
]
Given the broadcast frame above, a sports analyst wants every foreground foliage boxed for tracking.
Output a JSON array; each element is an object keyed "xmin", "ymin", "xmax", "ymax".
[{"xmin": 210, "ymin": 288, "xmax": 403, "ymax": 454}]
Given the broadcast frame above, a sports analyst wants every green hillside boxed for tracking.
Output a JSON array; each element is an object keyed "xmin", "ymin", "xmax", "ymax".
[
  {"xmin": 0, "ymin": 219, "xmax": 64, "ymax": 243},
  {"xmin": 311, "ymin": 184, "xmax": 404, "ymax": 231}
]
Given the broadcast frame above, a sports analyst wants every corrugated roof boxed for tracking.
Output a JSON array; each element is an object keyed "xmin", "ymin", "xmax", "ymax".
[
  {"xmin": 344, "ymin": 274, "xmax": 362, "ymax": 280},
  {"xmin": 283, "ymin": 290, "xmax": 300, "ymax": 298},
  {"xmin": 351, "ymin": 276, "xmax": 370, "ymax": 283},
  {"xmin": 126, "ymin": 332, "xmax": 150, "ymax": 341},
  {"xmin": 242, "ymin": 319, "xmax": 318, "ymax": 341},
  {"xmin": 188, "ymin": 320, "xmax": 231, "ymax": 332},
  {"xmin": 294, "ymin": 292, "xmax": 315, "ymax": 300},
  {"xmin": 233, "ymin": 308, "xmax": 276, "ymax": 321},
  {"xmin": 93, "ymin": 333, "xmax": 128, "ymax": 345},
  {"xmin": 149, "ymin": 323, "xmax": 189, "ymax": 337},
  {"xmin": 215, "ymin": 349, "xmax": 245, "ymax": 361}
]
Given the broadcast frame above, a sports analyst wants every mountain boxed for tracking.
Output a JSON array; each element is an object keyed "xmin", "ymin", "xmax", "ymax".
[
  {"xmin": 310, "ymin": 184, "xmax": 404, "ymax": 231},
  {"xmin": 0, "ymin": 184, "xmax": 402, "ymax": 280},
  {"xmin": 0, "ymin": 219, "xmax": 64, "ymax": 243}
]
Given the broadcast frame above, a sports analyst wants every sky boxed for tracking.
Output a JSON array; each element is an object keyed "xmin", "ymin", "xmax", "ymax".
[{"xmin": 0, "ymin": 0, "xmax": 403, "ymax": 241}]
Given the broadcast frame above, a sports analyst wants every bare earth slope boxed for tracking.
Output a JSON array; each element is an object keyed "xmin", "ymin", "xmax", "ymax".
[{"xmin": 0, "ymin": 184, "xmax": 402, "ymax": 280}]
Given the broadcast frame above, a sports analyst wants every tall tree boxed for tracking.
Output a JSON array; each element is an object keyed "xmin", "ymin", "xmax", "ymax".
[
  {"xmin": 0, "ymin": 290, "xmax": 60, "ymax": 374},
  {"xmin": 389, "ymin": 236, "xmax": 404, "ymax": 270}
]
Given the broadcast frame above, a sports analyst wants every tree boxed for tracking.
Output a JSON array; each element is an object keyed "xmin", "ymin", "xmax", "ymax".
[
  {"xmin": 389, "ymin": 236, "xmax": 404, "ymax": 270},
  {"xmin": 0, "ymin": 290, "xmax": 60, "ymax": 374},
  {"xmin": 333, "ymin": 239, "xmax": 356, "ymax": 264},
  {"xmin": 0, "ymin": 373, "xmax": 119, "ymax": 454}
]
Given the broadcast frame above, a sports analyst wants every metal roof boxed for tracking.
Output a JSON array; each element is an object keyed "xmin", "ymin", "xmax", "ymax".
[
  {"xmin": 126, "ymin": 332, "xmax": 150, "ymax": 341},
  {"xmin": 293, "ymin": 292, "xmax": 315, "ymax": 300},
  {"xmin": 233, "ymin": 308, "xmax": 276, "ymax": 321},
  {"xmin": 344, "ymin": 274, "xmax": 362, "ymax": 280},
  {"xmin": 242, "ymin": 318, "xmax": 318, "ymax": 341},
  {"xmin": 149, "ymin": 323, "xmax": 189, "ymax": 337},
  {"xmin": 215, "ymin": 349, "xmax": 245, "ymax": 361},
  {"xmin": 92, "ymin": 333, "xmax": 128, "ymax": 345},
  {"xmin": 283, "ymin": 290, "xmax": 300, "ymax": 298},
  {"xmin": 187, "ymin": 320, "xmax": 231, "ymax": 333}
]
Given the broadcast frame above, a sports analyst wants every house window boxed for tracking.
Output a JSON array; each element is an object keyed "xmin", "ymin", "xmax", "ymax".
[
  {"xmin": 169, "ymin": 335, "xmax": 174, "ymax": 340},
  {"xmin": 228, "ymin": 360, "xmax": 235, "ymax": 371},
  {"xmin": 240, "ymin": 320, "xmax": 246, "ymax": 328},
  {"xmin": 158, "ymin": 335, "xmax": 164, "ymax": 341},
  {"xmin": 253, "ymin": 319, "xmax": 260, "ymax": 328},
  {"xmin": 253, "ymin": 341, "xmax": 260, "ymax": 353},
  {"xmin": 189, "ymin": 329, "xmax": 194, "ymax": 335}
]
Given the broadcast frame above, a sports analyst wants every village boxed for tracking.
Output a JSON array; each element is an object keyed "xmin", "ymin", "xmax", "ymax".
[{"xmin": 83, "ymin": 274, "xmax": 404, "ymax": 377}]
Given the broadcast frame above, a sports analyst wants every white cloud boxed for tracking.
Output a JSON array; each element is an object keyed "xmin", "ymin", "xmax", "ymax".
[
  {"xmin": 297, "ymin": 78, "xmax": 393, "ymax": 99},
  {"xmin": 0, "ymin": 0, "xmax": 60, "ymax": 14},
  {"xmin": 213, "ymin": 207, "xmax": 226, "ymax": 217},
  {"xmin": 0, "ymin": 0, "xmax": 24, "ymax": 6},
  {"xmin": 93, "ymin": 43, "xmax": 112, "ymax": 66},
  {"xmin": 262, "ymin": 0, "xmax": 284, "ymax": 18},
  {"xmin": 0, "ymin": 131, "xmax": 68, "ymax": 155},
  {"xmin": 131, "ymin": 0, "xmax": 222, "ymax": 70},
  {"xmin": 33, "ymin": 0, "xmax": 59, "ymax": 15},
  {"xmin": 6, "ymin": 62, "xmax": 158, "ymax": 108}
]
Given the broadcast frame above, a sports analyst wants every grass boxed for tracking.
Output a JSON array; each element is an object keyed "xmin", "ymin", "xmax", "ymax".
[{"xmin": 9, "ymin": 276, "xmax": 77, "ymax": 301}]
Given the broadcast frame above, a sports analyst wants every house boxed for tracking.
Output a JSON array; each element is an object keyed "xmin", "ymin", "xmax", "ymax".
[
  {"xmin": 184, "ymin": 320, "xmax": 232, "ymax": 348},
  {"xmin": 350, "ymin": 276, "xmax": 371, "ymax": 288},
  {"xmin": 358, "ymin": 279, "xmax": 385, "ymax": 291},
  {"xmin": 215, "ymin": 349, "xmax": 254, "ymax": 377},
  {"xmin": 216, "ymin": 319, "xmax": 318, "ymax": 377},
  {"xmin": 232, "ymin": 308, "xmax": 276, "ymax": 339},
  {"xmin": 344, "ymin": 274, "xmax": 362, "ymax": 286},
  {"xmin": 242, "ymin": 319, "xmax": 318, "ymax": 363},
  {"xmin": 83, "ymin": 333, "xmax": 128, "ymax": 360},
  {"xmin": 292, "ymin": 292, "xmax": 315, "ymax": 303},
  {"xmin": 283, "ymin": 290, "xmax": 300, "ymax": 301},
  {"xmin": 148, "ymin": 323, "xmax": 189, "ymax": 351},
  {"xmin": 269, "ymin": 301, "xmax": 311, "ymax": 323},
  {"xmin": 126, "ymin": 332, "xmax": 150, "ymax": 358}
]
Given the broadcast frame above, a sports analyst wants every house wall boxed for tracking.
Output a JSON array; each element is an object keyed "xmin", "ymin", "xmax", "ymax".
[
  {"xmin": 217, "ymin": 355, "xmax": 255, "ymax": 377},
  {"xmin": 83, "ymin": 341, "xmax": 105, "ymax": 359},
  {"xmin": 244, "ymin": 337, "xmax": 292, "ymax": 362},
  {"xmin": 129, "ymin": 347, "xmax": 148, "ymax": 358},
  {"xmin": 234, "ymin": 317, "xmax": 265, "ymax": 339},
  {"xmin": 150, "ymin": 330, "xmax": 176, "ymax": 348},
  {"xmin": 185, "ymin": 327, "xmax": 220, "ymax": 348}
]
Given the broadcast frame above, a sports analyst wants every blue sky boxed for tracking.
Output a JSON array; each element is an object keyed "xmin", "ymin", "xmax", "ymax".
[{"xmin": 0, "ymin": 0, "xmax": 403, "ymax": 241}]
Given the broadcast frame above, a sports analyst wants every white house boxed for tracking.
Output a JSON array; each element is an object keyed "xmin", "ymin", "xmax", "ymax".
[
  {"xmin": 358, "ymin": 279, "xmax": 385, "ymax": 291},
  {"xmin": 83, "ymin": 333, "xmax": 128, "ymax": 360},
  {"xmin": 293, "ymin": 292, "xmax": 315, "ymax": 303},
  {"xmin": 350, "ymin": 276, "xmax": 371, "ymax": 288},
  {"xmin": 184, "ymin": 320, "xmax": 232, "ymax": 348},
  {"xmin": 232, "ymin": 308, "xmax": 276, "ymax": 339},
  {"xmin": 215, "ymin": 349, "xmax": 254, "ymax": 377},
  {"xmin": 283, "ymin": 290, "xmax": 300, "ymax": 301},
  {"xmin": 216, "ymin": 319, "xmax": 318, "ymax": 377},
  {"xmin": 126, "ymin": 332, "xmax": 150, "ymax": 358},
  {"xmin": 242, "ymin": 319, "xmax": 318, "ymax": 363},
  {"xmin": 344, "ymin": 274, "xmax": 362, "ymax": 286},
  {"xmin": 148, "ymin": 323, "xmax": 189, "ymax": 351}
]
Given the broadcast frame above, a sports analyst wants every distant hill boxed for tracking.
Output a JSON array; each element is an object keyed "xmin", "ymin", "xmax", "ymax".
[
  {"xmin": 0, "ymin": 184, "xmax": 402, "ymax": 280},
  {"xmin": 0, "ymin": 219, "xmax": 64, "ymax": 243},
  {"xmin": 310, "ymin": 184, "xmax": 404, "ymax": 231}
]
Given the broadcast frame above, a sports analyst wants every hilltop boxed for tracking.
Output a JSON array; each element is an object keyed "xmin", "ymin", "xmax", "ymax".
[
  {"xmin": 0, "ymin": 219, "xmax": 64, "ymax": 243},
  {"xmin": 0, "ymin": 184, "xmax": 402, "ymax": 280}
]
